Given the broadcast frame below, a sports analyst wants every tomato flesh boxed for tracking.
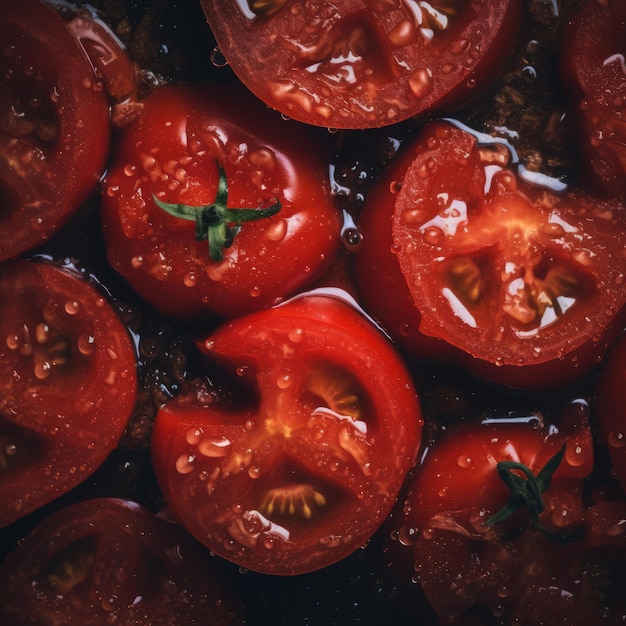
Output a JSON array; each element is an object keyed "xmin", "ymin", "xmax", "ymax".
[
  {"xmin": 357, "ymin": 121, "xmax": 626, "ymax": 388},
  {"xmin": 0, "ymin": 498, "xmax": 242, "ymax": 625},
  {"xmin": 0, "ymin": 260, "xmax": 137, "ymax": 527},
  {"xmin": 0, "ymin": 0, "xmax": 110, "ymax": 260},
  {"xmin": 151, "ymin": 294, "xmax": 423, "ymax": 575},
  {"xmin": 200, "ymin": 0, "xmax": 521, "ymax": 129}
]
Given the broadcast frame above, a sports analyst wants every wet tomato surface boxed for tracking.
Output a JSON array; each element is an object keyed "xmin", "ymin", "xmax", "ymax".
[{"xmin": 2, "ymin": 1, "xmax": 626, "ymax": 625}]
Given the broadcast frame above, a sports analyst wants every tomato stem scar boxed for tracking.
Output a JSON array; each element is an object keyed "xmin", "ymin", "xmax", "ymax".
[{"xmin": 153, "ymin": 163, "xmax": 281, "ymax": 261}]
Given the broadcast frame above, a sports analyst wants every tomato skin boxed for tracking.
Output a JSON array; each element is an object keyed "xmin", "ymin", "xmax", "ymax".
[
  {"xmin": 101, "ymin": 83, "xmax": 341, "ymax": 319},
  {"xmin": 596, "ymin": 332, "xmax": 626, "ymax": 494},
  {"xmin": 560, "ymin": 0, "xmax": 626, "ymax": 198},
  {"xmin": 0, "ymin": 498, "xmax": 243, "ymax": 626},
  {"xmin": 356, "ymin": 121, "xmax": 626, "ymax": 389},
  {"xmin": 388, "ymin": 419, "xmax": 603, "ymax": 625},
  {"xmin": 151, "ymin": 293, "xmax": 423, "ymax": 575},
  {"xmin": 0, "ymin": 260, "xmax": 137, "ymax": 527},
  {"xmin": 200, "ymin": 0, "xmax": 521, "ymax": 129},
  {"xmin": 0, "ymin": 0, "xmax": 110, "ymax": 261}
]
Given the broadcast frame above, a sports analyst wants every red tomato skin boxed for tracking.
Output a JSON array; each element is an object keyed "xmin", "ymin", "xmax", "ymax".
[
  {"xmin": 200, "ymin": 0, "xmax": 521, "ymax": 129},
  {"xmin": 0, "ymin": 498, "xmax": 243, "ymax": 626},
  {"xmin": 560, "ymin": 0, "xmax": 626, "ymax": 198},
  {"xmin": 596, "ymin": 332, "xmax": 626, "ymax": 494},
  {"xmin": 0, "ymin": 0, "xmax": 110, "ymax": 261},
  {"xmin": 356, "ymin": 121, "xmax": 626, "ymax": 389},
  {"xmin": 0, "ymin": 261, "xmax": 137, "ymax": 527},
  {"xmin": 101, "ymin": 83, "xmax": 341, "ymax": 319},
  {"xmin": 151, "ymin": 294, "xmax": 423, "ymax": 575}
]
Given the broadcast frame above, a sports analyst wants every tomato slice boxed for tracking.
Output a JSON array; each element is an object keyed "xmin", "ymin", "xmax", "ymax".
[
  {"xmin": 101, "ymin": 83, "xmax": 341, "ymax": 319},
  {"xmin": 199, "ymin": 0, "xmax": 521, "ymax": 129},
  {"xmin": 0, "ymin": 498, "xmax": 242, "ymax": 625},
  {"xmin": 358, "ymin": 121, "xmax": 626, "ymax": 388},
  {"xmin": 0, "ymin": 0, "xmax": 110, "ymax": 260},
  {"xmin": 560, "ymin": 0, "xmax": 626, "ymax": 197},
  {"xmin": 0, "ymin": 260, "xmax": 137, "ymax": 527},
  {"xmin": 151, "ymin": 293, "xmax": 423, "ymax": 575}
]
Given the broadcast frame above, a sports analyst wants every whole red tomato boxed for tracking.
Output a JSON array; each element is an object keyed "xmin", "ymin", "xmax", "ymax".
[
  {"xmin": 0, "ymin": 0, "xmax": 110, "ymax": 261},
  {"xmin": 101, "ymin": 83, "xmax": 341, "ymax": 319},
  {"xmin": 200, "ymin": 0, "xmax": 521, "ymax": 129},
  {"xmin": 0, "ymin": 260, "xmax": 137, "ymax": 527},
  {"xmin": 355, "ymin": 121, "xmax": 626, "ymax": 388},
  {"xmin": 560, "ymin": 0, "xmax": 626, "ymax": 198},
  {"xmin": 0, "ymin": 498, "xmax": 243, "ymax": 625},
  {"xmin": 151, "ymin": 293, "xmax": 423, "ymax": 575}
]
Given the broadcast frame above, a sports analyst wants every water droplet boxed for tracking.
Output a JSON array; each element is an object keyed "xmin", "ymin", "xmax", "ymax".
[
  {"xmin": 248, "ymin": 466, "xmax": 261, "ymax": 479},
  {"xmin": 183, "ymin": 272, "xmax": 197, "ymax": 287},
  {"xmin": 175, "ymin": 454, "xmax": 196, "ymax": 474},
  {"xmin": 288, "ymin": 328, "xmax": 304, "ymax": 343},
  {"xmin": 210, "ymin": 46, "xmax": 228, "ymax": 67},
  {"xmin": 77, "ymin": 333, "xmax": 95, "ymax": 355},
  {"xmin": 198, "ymin": 437, "xmax": 231, "ymax": 458},
  {"xmin": 608, "ymin": 431, "xmax": 625, "ymax": 448},
  {"xmin": 65, "ymin": 300, "xmax": 80, "ymax": 315},
  {"xmin": 422, "ymin": 226, "xmax": 444, "ymax": 245},
  {"xmin": 398, "ymin": 525, "xmax": 418, "ymax": 546},
  {"xmin": 276, "ymin": 374, "xmax": 292, "ymax": 389},
  {"xmin": 250, "ymin": 286, "xmax": 261, "ymax": 298},
  {"xmin": 564, "ymin": 442, "xmax": 589, "ymax": 467},
  {"xmin": 457, "ymin": 455, "xmax": 473, "ymax": 469},
  {"xmin": 186, "ymin": 428, "xmax": 203, "ymax": 445}
]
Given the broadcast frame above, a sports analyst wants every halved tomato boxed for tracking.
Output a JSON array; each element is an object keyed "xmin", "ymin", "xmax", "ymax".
[
  {"xmin": 356, "ymin": 121, "xmax": 626, "ymax": 388},
  {"xmin": 151, "ymin": 293, "xmax": 423, "ymax": 574},
  {"xmin": 200, "ymin": 0, "xmax": 521, "ymax": 129},
  {"xmin": 0, "ymin": 260, "xmax": 137, "ymax": 527}
]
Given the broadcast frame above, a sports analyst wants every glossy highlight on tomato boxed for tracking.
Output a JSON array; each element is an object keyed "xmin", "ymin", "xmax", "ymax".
[
  {"xmin": 0, "ymin": 0, "xmax": 110, "ymax": 261},
  {"xmin": 356, "ymin": 121, "xmax": 626, "ymax": 389},
  {"xmin": 101, "ymin": 83, "xmax": 341, "ymax": 319},
  {"xmin": 151, "ymin": 293, "xmax": 423, "ymax": 575},
  {"xmin": 0, "ymin": 260, "xmax": 137, "ymax": 527},
  {"xmin": 200, "ymin": 0, "xmax": 521, "ymax": 129},
  {"xmin": 0, "ymin": 498, "xmax": 243, "ymax": 625}
]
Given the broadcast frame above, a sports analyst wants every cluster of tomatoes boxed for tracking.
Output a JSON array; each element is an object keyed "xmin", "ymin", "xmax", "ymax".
[{"xmin": 1, "ymin": 0, "xmax": 626, "ymax": 624}]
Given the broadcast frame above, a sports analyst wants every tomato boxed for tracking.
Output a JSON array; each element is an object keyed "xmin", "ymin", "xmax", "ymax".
[
  {"xmin": 596, "ymin": 331, "xmax": 626, "ymax": 494},
  {"xmin": 199, "ymin": 0, "xmax": 521, "ymax": 129},
  {"xmin": 355, "ymin": 121, "xmax": 626, "ymax": 389},
  {"xmin": 387, "ymin": 415, "xmax": 605, "ymax": 625},
  {"xmin": 410, "ymin": 505, "xmax": 626, "ymax": 625},
  {"xmin": 0, "ymin": 498, "xmax": 243, "ymax": 625},
  {"xmin": 101, "ymin": 83, "xmax": 341, "ymax": 319},
  {"xmin": 0, "ymin": 260, "xmax": 137, "ymax": 527},
  {"xmin": 0, "ymin": 0, "xmax": 110, "ymax": 261},
  {"xmin": 151, "ymin": 293, "xmax": 423, "ymax": 575},
  {"xmin": 560, "ymin": 0, "xmax": 626, "ymax": 198}
]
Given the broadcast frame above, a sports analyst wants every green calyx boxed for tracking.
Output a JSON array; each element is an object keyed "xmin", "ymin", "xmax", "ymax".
[
  {"xmin": 153, "ymin": 164, "xmax": 281, "ymax": 261},
  {"xmin": 485, "ymin": 444, "xmax": 582, "ymax": 542}
]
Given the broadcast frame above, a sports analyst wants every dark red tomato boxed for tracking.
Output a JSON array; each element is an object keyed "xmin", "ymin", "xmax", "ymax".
[
  {"xmin": 0, "ymin": 260, "xmax": 137, "ymax": 527},
  {"xmin": 199, "ymin": 0, "xmax": 521, "ymax": 129},
  {"xmin": 410, "ymin": 504, "xmax": 626, "ymax": 625},
  {"xmin": 0, "ymin": 0, "xmax": 110, "ymax": 261},
  {"xmin": 101, "ymin": 83, "xmax": 341, "ymax": 319},
  {"xmin": 560, "ymin": 0, "xmax": 626, "ymax": 198},
  {"xmin": 356, "ymin": 121, "xmax": 626, "ymax": 389},
  {"xmin": 388, "ymin": 417, "xmax": 602, "ymax": 625},
  {"xmin": 151, "ymin": 294, "xmax": 423, "ymax": 575},
  {"xmin": 396, "ymin": 417, "xmax": 593, "ymax": 543},
  {"xmin": 0, "ymin": 498, "xmax": 243, "ymax": 625},
  {"xmin": 595, "ymin": 331, "xmax": 626, "ymax": 494}
]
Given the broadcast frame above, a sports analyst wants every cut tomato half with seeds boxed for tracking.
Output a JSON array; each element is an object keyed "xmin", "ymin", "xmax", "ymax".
[
  {"xmin": 151, "ymin": 293, "xmax": 423, "ymax": 575},
  {"xmin": 0, "ymin": 260, "xmax": 137, "ymax": 527},
  {"xmin": 357, "ymin": 121, "xmax": 626, "ymax": 388},
  {"xmin": 199, "ymin": 0, "xmax": 521, "ymax": 129}
]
